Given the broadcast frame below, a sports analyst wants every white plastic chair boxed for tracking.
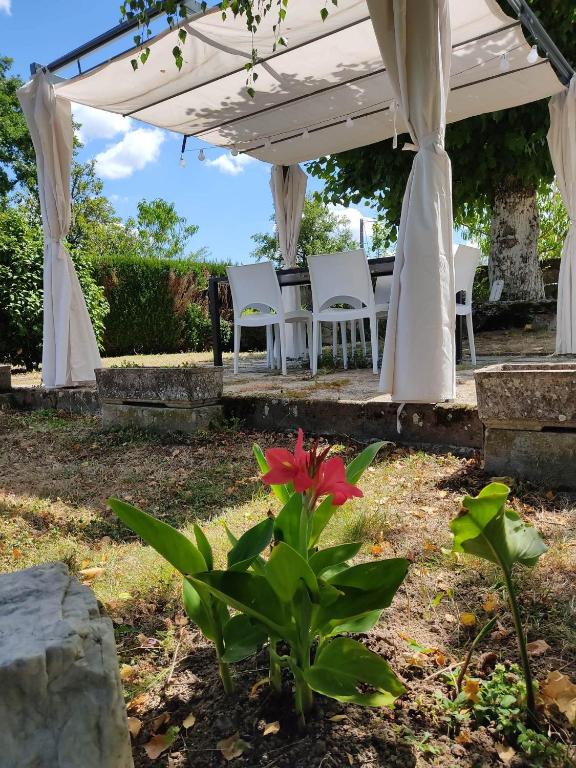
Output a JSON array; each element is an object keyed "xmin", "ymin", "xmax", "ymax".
[
  {"xmin": 308, "ymin": 249, "xmax": 386, "ymax": 375},
  {"xmin": 227, "ymin": 263, "xmax": 312, "ymax": 376},
  {"xmin": 454, "ymin": 244, "xmax": 481, "ymax": 365}
]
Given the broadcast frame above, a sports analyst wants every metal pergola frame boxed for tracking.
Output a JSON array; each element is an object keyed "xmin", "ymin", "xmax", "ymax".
[{"xmin": 33, "ymin": 1, "xmax": 573, "ymax": 85}]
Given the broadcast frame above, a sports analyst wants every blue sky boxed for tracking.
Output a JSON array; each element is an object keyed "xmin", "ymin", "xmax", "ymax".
[{"xmin": 1, "ymin": 0, "xmax": 379, "ymax": 263}]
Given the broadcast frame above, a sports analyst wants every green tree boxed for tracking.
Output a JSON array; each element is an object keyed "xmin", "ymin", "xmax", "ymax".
[
  {"xmin": 0, "ymin": 57, "xmax": 36, "ymax": 194},
  {"xmin": 251, "ymin": 196, "xmax": 358, "ymax": 267},
  {"xmin": 126, "ymin": 198, "xmax": 208, "ymax": 260}
]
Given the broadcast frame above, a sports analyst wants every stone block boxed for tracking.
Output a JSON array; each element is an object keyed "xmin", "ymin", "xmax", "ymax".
[
  {"xmin": 484, "ymin": 428, "xmax": 576, "ymax": 490},
  {"xmin": 0, "ymin": 563, "xmax": 133, "ymax": 768},
  {"xmin": 0, "ymin": 364, "xmax": 11, "ymax": 392},
  {"xmin": 96, "ymin": 366, "xmax": 223, "ymax": 407},
  {"xmin": 475, "ymin": 362, "xmax": 576, "ymax": 430},
  {"xmin": 102, "ymin": 402, "xmax": 223, "ymax": 434}
]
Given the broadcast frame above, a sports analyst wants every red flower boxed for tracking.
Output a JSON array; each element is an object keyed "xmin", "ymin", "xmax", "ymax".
[
  {"xmin": 313, "ymin": 456, "xmax": 364, "ymax": 506},
  {"xmin": 262, "ymin": 429, "xmax": 363, "ymax": 506}
]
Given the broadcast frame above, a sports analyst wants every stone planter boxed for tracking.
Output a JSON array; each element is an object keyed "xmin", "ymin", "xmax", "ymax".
[
  {"xmin": 95, "ymin": 366, "xmax": 223, "ymax": 434},
  {"xmin": 475, "ymin": 362, "xmax": 576, "ymax": 489},
  {"xmin": 0, "ymin": 364, "xmax": 11, "ymax": 392}
]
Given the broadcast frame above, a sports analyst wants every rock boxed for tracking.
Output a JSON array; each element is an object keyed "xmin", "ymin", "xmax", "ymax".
[{"xmin": 0, "ymin": 563, "xmax": 133, "ymax": 768}]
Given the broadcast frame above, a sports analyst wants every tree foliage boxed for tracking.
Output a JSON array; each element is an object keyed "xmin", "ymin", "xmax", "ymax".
[
  {"xmin": 126, "ymin": 198, "xmax": 208, "ymax": 260},
  {"xmin": 0, "ymin": 57, "xmax": 36, "ymax": 195},
  {"xmin": 251, "ymin": 196, "xmax": 357, "ymax": 268}
]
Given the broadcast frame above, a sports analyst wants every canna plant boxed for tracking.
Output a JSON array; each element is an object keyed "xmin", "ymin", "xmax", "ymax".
[
  {"xmin": 109, "ymin": 431, "xmax": 409, "ymax": 723},
  {"xmin": 450, "ymin": 482, "xmax": 548, "ymax": 724}
]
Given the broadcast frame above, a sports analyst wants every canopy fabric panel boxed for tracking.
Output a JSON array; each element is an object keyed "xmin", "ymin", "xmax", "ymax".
[
  {"xmin": 548, "ymin": 76, "xmax": 576, "ymax": 355},
  {"xmin": 17, "ymin": 72, "xmax": 102, "ymax": 388},
  {"xmin": 373, "ymin": 0, "xmax": 455, "ymax": 403},
  {"xmin": 54, "ymin": 0, "xmax": 564, "ymax": 165}
]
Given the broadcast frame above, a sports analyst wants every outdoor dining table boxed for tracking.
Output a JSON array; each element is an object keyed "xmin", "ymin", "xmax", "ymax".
[{"xmin": 208, "ymin": 256, "xmax": 464, "ymax": 367}]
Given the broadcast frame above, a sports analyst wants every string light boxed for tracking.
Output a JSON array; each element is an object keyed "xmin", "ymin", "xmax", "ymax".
[
  {"xmin": 346, "ymin": 116, "xmax": 354, "ymax": 128},
  {"xmin": 230, "ymin": 147, "xmax": 239, "ymax": 156},
  {"xmin": 264, "ymin": 137, "xmax": 272, "ymax": 148},
  {"xmin": 198, "ymin": 148, "xmax": 205, "ymax": 161},
  {"xmin": 302, "ymin": 128, "xmax": 310, "ymax": 139},
  {"xmin": 179, "ymin": 155, "xmax": 186, "ymax": 168},
  {"xmin": 499, "ymin": 52, "xmax": 510, "ymax": 72},
  {"xmin": 527, "ymin": 44, "xmax": 539, "ymax": 64}
]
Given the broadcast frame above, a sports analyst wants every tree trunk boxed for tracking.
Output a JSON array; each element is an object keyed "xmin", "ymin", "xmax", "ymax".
[{"xmin": 489, "ymin": 179, "xmax": 545, "ymax": 301}]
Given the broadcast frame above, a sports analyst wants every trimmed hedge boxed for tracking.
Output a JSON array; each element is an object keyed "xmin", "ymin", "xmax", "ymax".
[{"xmin": 90, "ymin": 254, "xmax": 231, "ymax": 356}]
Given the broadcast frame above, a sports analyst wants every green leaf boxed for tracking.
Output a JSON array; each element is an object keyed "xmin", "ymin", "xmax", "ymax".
[
  {"xmin": 320, "ymin": 7, "xmax": 328, "ymax": 21},
  {"xmin": 227, "ymin": 518, "xmax": 273, "ymax": 571},
  {"xmin": 273, "ymin": 492, "xmax": 302, "ymax": 549},
  {"xmin": 108, "ymin": 498, "xmax": 206, "ymax": 575},
  {"xmin": 346, "ymin": 441, "xmax": 386, "ymax": 484},
  {"xmin": 222, "ymin": 615, "xmax": 268, "ymax": 663},
  {"xmin": 322, "ymin": 610, "xmax": 382, "ymax": 638},
  {"xmin": 193, "ymin": 524, "xmax": 213, "ymax": 571},
  {"xmin": 253, "ymin": 444, "xmax": 290, "ymax": 503},
  {"xmin": 192, "ymin": 571, "xmax": 289, "ymax": 636},
  {"xmin": 451, "ymin": 483, "xmax": 547, "ymax": 572},
  {"xmin": 264, "ymin": 542, "xmax": 319, "ymax": 602},
  {"xmin": 182, "ymin": 577, "xmax": 217, "ymax": 641},
  {"xmin": 309, "ymin": 496, "xmax": 336, "ymax": 547},
  {"xmin": 304, "ymin": 637, "xmax": 405, "ymax": 706},
  {"xmin": 309, "ymin": 542, "xmax": 362, "ymax": 576}
]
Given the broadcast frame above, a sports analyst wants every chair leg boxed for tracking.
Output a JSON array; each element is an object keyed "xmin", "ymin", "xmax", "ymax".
[
  {"xmin": 312, "ymin": 320, "xmax": 319, "ymax": 376},
  {"xmin": 266, "ymin": 325, "xmax": 273, "ymax": 368},
  {"xmin": 340, "ymin": 322, "xmax": 348, "ymax": 370},
  {"xmin": 466, "ymin": 312, "xmax": 476, "ymax": 365},
  {"xmin": 351, "ymin": 320, "xmax": 357, "ymax": 357},
  {"xmin": 332, "ymin": 322, "xmax": 338, "ymax": 361},
  {"xmin": 233, "ymin": 323, "xmax": 241, "ymax": 375},
  {"xmin": 369, "ymin": 314, "xmax": 378, "ymax": 374},
  {"xmin": 278, "ymin": 322, "xmax": 287, "ymax": 376},
  {"xmin": 359, "ymin": 318, "xmax": 367, "ymax": 356},
  {"xmin": 306, "ymin": 319, "xmax": 313, "ymax": 367}
]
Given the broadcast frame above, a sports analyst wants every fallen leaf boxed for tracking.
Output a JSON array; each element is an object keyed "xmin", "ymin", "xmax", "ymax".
[
  {"xmin": 217, "ymin": 733, "xmax": 249, "ymax": 761},
  {"xmin": 79, "ymin": 566, "xmax": 105, "ymax": 580},
  {"xmin": 144, "ymin": 727, "xmax": 179, "ymax": 761},
  {"xmin": 495, "ymin": 743, "xmax": 516, "ymax": 765},
  {"xmin": 455, "ymin": 728, "xmax": 472, "ymax": 745},
  {"xmin": 12, "ymin": 547, "xmax": 22, "ymax": 559},
  {"xmin": 405, "ymin": 652, "xmax": 430, "ymax": 668},
  {"xmin": 151, "ymin": 712, "xmax": 170, "ymax": 733},
  {"xmin": 80, "ymin": 558, "xmax": 91, "ymax": 569},
  {"xmin": 541, "ymin": 671, "xmax": 576, "ymax": 725},
  {"xmin": 434, "ymin": 651, "xmax": 447, "ymax": 666},
  {"xmin": 423, "ymin": 540, "xmax": 438, "ymax": 554},
  {"xmin": 482, "ymin": 594, "xmax": 498, "ymax": 613},
  {"xmin": 127, "ymin": 693, "xmax": 149, "ymax": 713},
  {"xmin": 370, "ymin": 544, "xmax": 383, "ymax": 557},
  {"xmin": 329, "ymin": 715, "xmax": 347, "ymax": 722},
  {"xmin": 127, "ymin": 717, "xmax": 142, "ymax": 738},
  {"xmin": 527, "ymin": 639, "xmax": 551, "ymax": 657},
  {"xmin": 460, "ymin": 612, "xmax": 477, "ymax": 628},
  {"xmin": 182, "ymin": 713, "xmax": 196, "ymax": 729},
  {"xmin": 249, "ymin": 678, "xmax": 269, "ymax": 699},
  {"xmin": 263, "ymin": 721, "xmax": 280, "ymax": 736},
  {"xmin": 119, "ymin": 664, "xmax": 137, "ymax": 682},
  {"xmin": 463, "ymin": 678, "xmax": 481, "ymax": 703}
]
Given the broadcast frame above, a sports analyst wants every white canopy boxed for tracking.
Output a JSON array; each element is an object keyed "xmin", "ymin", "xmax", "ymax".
[
  {"xmin": 373, "ymin": 0, "xmax": 455, "ymax": 403},
  {"xmin": 54, "ymin": 0, "xmax": 564, "ymax": 166},
  {"xmin": 18, "ymin": 72, "xmax": 102, "ymax": 389},
  {"xmin": 548, "ymin": 76, "xmax": 576, "ymax": 355}
]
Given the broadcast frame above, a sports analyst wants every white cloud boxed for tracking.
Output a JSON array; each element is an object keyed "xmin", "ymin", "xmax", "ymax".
[
  {"xmin": 72, "ymin": 104, "xmax": 132, "ymax": 144},
  {"xmin": 205, "ymin": 152, "xmax": 255, "ymax": 176},
  {"xmin": 328, "ymin": 204, "xmax": 373, "ymax": 241},
  {"xmin": 94, "ymin": 127, "xmax": 165, "ymax": 180},
  {"xmin": 0, "ymin": 0, "xmax": 11, "ymax": 15}
]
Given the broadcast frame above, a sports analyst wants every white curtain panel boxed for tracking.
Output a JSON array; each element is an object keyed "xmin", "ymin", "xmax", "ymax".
[
  {"xmin": 368, "ymin": 0, "xmax": 455, "ymax": 402},
  {"xmin": 270, "ymin": 164, "xmax": 307, "ymax": 357},
  {"xmin": 548, "ymin": 76, "xmax": 576, "ymax": 355},
  {"xmin": 18, "ymin": 72, "xmax": 102, "ymax": 389}
]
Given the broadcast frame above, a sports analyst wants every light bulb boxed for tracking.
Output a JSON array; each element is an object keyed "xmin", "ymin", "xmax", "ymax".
[
  {"xmin": 499, "ymin": 52, "xmax": 510, "ymax": 73},
  {"xmin": 346, "ymin": 116, "xmax": 354, "ymax": 128},
  {"xmin": 527, "ymin": 44, "xmax": 539, "ymax": 64},
  {"xmin": 198, "ymin": 149, "xmax": 205, "ymax": 162},
  {"xmin": 264, "ymin": 137, "xmax": 272, "ymax": 149},
  {"xmin": 230, "ymin": 147, "xmax": 239, "ymax": 156},
  {"xmin": 302, "ymin": 128, "xmax": 310, "ymax": 140},
  {"xmin": 179, "ymin": 155, "xmax": 186, "ymax": 168}
]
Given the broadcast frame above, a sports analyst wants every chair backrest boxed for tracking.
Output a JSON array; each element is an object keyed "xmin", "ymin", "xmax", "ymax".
[
  {"xmin": 374, "ymin": 275, "xmax": 393, "ymax": 305},
  {"xmin": 227, "ymin": 262, "xmax": 283, "ymax": 318},
  {"xmin": 307, "ymin": 249, "xmax": 374, "ymax": 313},
  {"xmin": 454, "ymin": 244, "xmax": 481, "ymax": 303}
]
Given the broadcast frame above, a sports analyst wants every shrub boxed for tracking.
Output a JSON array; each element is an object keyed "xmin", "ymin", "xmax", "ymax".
[{"xmin": 0, "ymin": 201, "xmax": 108, "ymax": 369}]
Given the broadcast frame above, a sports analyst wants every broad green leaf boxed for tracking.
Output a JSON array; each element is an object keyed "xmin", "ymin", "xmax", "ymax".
[
  {"xmin": 322, "ymin": 610, "xmax": 382, "ymax": 638},
  {"xmin": 193, "ymin": 524, "xmax": 213, "ymax": 571},
  {"xmin": 345, "ymin": 441, "xmax": 386, "ymax": 484},
  {"xmin": 309, "ymin": 496, "xmax": 336, "ymax": 547},
  {"xmin": 108, "ymin": 498, "xmax": 206, "ymax": 575},
  {"xmin": 223, "ymin": 523, "xmax": 237, "ymax": 548},
  {"xmin": 182, "ymin": 578, "xmax": 216, "ymax": 641},
  {"xmin": 253, "ymin": 443, "xmax": 290, "ymax": 503},
  {"xmin": 192, "ymin": 571, "xmax": 289, "ymax": 637},
  {"xmin": 273, "ymin": 492, "xmax": 303, "ymax": 549},
  {"xmin": 304, "ymin": 637, "xmax": 404, "ymax": 706},
  {"xmin": 227, "ymin": 518, "xmax": 273, "ymax": 572},
  {"xmin": 451, "ymin": 483, "xmax": 547, "ymax": 571},
  {"xmin": 309, "ymin": 542, "xmax": 362, "ymax": 576},
  {"xmin": 264, "ymin": 542, "xmax": 319, "ymax": 602},
  {"xmin": 222, "ymin": 615, "xmax": 268, "ymax": 663}
]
